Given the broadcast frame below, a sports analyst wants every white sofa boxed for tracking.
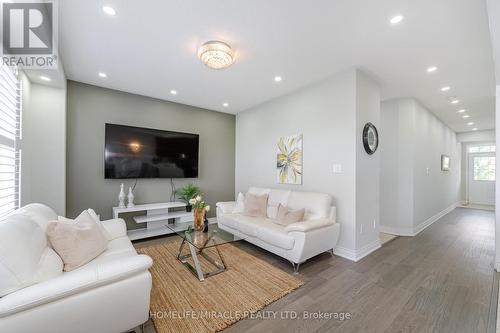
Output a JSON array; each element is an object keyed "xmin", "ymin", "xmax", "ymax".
[
  {"xmin": 216, "ymin": 187, "xmax": 340, "ymax": 272},
  {"xmin": 0, "ymin": 204, "xmax": 153, "ymax": 333}
]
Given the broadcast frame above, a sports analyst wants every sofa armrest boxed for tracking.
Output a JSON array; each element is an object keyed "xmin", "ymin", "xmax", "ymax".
[
  {"xmin": 101, "ymin": 218, "xmax": 127, "ymax": 240},
  {"xmin": 285, "ymin": 219, "xmax": 335, "ymax": 233},
  {"xmin": 0, "ymin": 254, "xmax": 152, "ymax": 317},
  {"xmin": 216, "ymin": 201, "xmax": 236, "ymax": 214}
]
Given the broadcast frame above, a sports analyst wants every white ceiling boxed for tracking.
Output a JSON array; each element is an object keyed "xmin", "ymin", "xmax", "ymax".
[{"xmin": 59, "ymin": 0, "xmax": 496, "ymax": 133}]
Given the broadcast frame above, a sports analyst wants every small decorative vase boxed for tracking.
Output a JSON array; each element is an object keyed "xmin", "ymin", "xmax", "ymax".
[
  {"xmin": 118, "ymin": 184, "xmax": 126, "ymax": 208},
  {"xmin": 186, "ymin": 205, "xmax": 192, "ymax": 213},
  {"xmin": 127, "ymin": 187, "xmax": 135, "ymax": 208},
  {"xmin": 194, "ymin": 208, "xmax": 204, "ymax": 231}
]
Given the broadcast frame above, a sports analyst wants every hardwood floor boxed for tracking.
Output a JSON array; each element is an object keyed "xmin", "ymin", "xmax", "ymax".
[{"xmin": 136, "ymin": 207, "xmax": 496, "ymax": 333}]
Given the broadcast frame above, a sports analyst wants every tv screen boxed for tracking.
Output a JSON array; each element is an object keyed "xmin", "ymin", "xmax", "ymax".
[{"xmin": 104, "ymin": 124, "xmax": 199, "ymax": 179}]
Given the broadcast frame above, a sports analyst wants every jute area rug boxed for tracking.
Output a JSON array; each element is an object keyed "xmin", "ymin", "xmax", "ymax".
[{"xmin": 137, "ymin": 240, "xmax": 303, "ymax": 333}]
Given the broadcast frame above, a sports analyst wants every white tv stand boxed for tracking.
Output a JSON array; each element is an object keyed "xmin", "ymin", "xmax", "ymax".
[{"xmin": 112, "ymin": 202, "xmax": 194, "ymax": 241}]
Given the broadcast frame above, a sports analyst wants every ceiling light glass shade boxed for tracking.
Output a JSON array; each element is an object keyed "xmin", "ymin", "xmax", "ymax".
[{"xmin": 198, "ymin": 41, "xmax": 234, "ymax": 69}]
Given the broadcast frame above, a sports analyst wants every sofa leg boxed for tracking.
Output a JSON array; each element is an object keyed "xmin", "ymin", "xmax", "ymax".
[
  {"xmin": 328, "ymin": 248, "xmax": 334, "ymax": 257},
  {"xmin": 292, "ymin": 263, "xmax": 300, "ymax": 275}
]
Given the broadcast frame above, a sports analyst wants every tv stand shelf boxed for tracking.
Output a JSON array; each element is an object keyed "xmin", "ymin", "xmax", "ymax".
[{"xmin": 112, "ymin": 201, "xmax": 194, "ymax": 241}]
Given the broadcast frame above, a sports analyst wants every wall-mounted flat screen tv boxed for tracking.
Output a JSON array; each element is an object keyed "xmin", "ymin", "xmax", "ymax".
[{"xmin": 104, "ymin": 124, "xmax": 199, "ymax": 179}]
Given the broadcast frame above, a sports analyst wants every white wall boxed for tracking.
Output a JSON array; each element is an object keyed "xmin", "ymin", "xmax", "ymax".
[
  {"xmin": 380, "ymin": 99, "xmax": 461, "ymax": 235},
  {"xmin": 457, "ymin": 130, "xmax": 495, "ymax": 143},
  {"xmin": 20, "ymin": 72, "xmax": 67, "ymax": 215},
  {"xmin": 236, "ymin": 68, "xmax": 380, "ymax": 261}
]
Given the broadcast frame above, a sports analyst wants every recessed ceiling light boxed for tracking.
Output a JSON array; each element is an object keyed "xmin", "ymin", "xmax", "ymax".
[
  {"xmin": 472, "ymin": 128, "xmax": 478, "ymax": 131},
  {"xmin": 223, "ymin": 102, "xmax": 229, "ymax": 107},
  {"xmin": 457, "ymin": 109, "xmax": 466, "ymax": 113},
  {"xmin": 170, "ymin": 90, "xmax": 177, "ymax": 95},
  {"xmin": 462, "ymin": 115, "xmax": 470, "ymax": 119},
  {"xmin": 98, "ymin": 72, "xmax": 107, "ymax": 78},
  {"xmin": 467, "ymin": 122, "xmax": 474, "ymax": 126},
  {"xmin": 274, "ymin": 76, "xmax": 282, "ymax": 82},
  {"xmin": 450, "ymin": 99, "xmax": 460, "ymax": 104},
  {"xmin": 426, "ymin": 66, "xmax": 438, "ymax": 73},
  {"xmin": 390, "ymin": 15, "xmax": 404, "ymax": 25},
  {"xmin": 102, "ymin": 6, "xmax": 116, "ymax": 16},
  {"xmin": 40, "ymin": 76, "xmax": 51, "ymax": 81},
  {"xmin": 441, "ymin": 86, "xmax": 451, "ymax": 92}
]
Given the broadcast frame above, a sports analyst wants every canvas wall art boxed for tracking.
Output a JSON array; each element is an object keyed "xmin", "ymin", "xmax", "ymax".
[{"xmin": 277, "ymin": 134, "xmax": 303, "ymax": 184}]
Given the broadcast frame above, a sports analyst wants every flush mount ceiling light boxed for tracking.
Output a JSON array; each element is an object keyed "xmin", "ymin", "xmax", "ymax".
[
  {"xmin": 223, "ymin": 102, "xmax": 229, "ymax": 107},
  {"xmin": 462, "ymin": 115, "xmax": 470, "ymax": 119},
  {"xmin": 102, "ymin": 6, "xmax": 116, "ymax": 16},
  {"xmin": 40, "ymin": 76, "xmax": 51, "ymax": 81},
  {"xmin": 450, "ymin": 99, "xmax": 460, "ymax": 104},
  {"xmin": 98, "ymin": 72, "xmax": 107, "ymax": 78},
  {"xmin": 274, "ymin": 76, "xmax": 282, "ymax": 82},
  {"xmin": 472, "ymin": 128, "xmax": 478, "ymax": 131},
  {"xmin": 426, "ymin": 66, "xmax": 438, "ymax": 73},
  {"xmin": 198, "ymin": 41, "xmax": 234, "ymax": 69},
  {"xmin": 441, "ymin": 86, "xmax": 450, "ymax": 92},
  {"xmin": 170, "ymin": 90, "xmax": 177, "ymax": 95},
  {"xmin": 457, "ymin": 109, "xmax": 466, "ymax": 113},
  {"xmin": 390, "ymin": 15, "xmax": 404, "ymax": 25},
  {"xmin": 467, "ymin": 122, "xmax": 474, "ymax": 126}
]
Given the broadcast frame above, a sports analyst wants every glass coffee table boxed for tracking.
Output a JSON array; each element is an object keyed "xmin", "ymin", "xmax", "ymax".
[{"xmin": 165, "ymin": 223, "xmax": 242, "ymax": 281}]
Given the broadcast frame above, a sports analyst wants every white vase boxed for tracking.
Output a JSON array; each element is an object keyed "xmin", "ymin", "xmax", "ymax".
[
  {"xmin": 127, "ymin": 187, "xmax": 135, "ymax": 208},
  {"xmin": 118, "ymin": 184, "xmax": 126, "ymax": 208}
]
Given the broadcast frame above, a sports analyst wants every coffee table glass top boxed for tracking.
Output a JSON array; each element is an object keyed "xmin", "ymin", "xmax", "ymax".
[{"xmin": 165, "ymin": 223, "xmax": 242, "ymax": 250}]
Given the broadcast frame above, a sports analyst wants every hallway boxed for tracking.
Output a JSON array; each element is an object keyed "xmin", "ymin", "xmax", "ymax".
[{"xmin": 226, "ymin": 207, "xmax": 496, "ymax": 333}]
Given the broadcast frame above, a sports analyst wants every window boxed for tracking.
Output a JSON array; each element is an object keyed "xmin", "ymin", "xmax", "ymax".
[
  {"xmin": 469, "ymin": 145, "xmax": 496, "ymax": 153},
  {"xmin": 0, "ymin": 64, "xmax": 21, "ymax": 218},
  {"xmin": 473, "ymin": 156, "xmax": 495, "ymax": 181}
]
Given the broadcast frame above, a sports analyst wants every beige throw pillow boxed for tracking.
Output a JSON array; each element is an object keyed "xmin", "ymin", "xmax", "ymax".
[
  {"xmin": 47, "ymin": 211, "xmax": 108, "ymax": 272},
  {"xmin": 244, "ymin": 193, "xmax": 269, "ymax": 217},
  {"xmin": 274, "ymin": 204, "xmax": 305, "ymax": 225}
]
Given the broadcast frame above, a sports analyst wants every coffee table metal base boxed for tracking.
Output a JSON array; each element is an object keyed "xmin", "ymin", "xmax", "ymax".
[{"xmin": 176, "ymin": 238, "xmax": 226, "ymax": 282}]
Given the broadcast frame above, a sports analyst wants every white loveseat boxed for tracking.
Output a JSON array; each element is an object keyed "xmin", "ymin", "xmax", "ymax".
[
  {"xmin": 216, "ymin": 187, "xmax": 340, "ymax": 272},
  {"xmin": 0, "ymin": 204, "xmax": 153, "ymax": 333}
]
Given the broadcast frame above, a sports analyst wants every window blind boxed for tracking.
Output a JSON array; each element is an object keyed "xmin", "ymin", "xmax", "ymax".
[{"xmin": 0, "ymin": 64, "xmax": 21, "ymax": 219}]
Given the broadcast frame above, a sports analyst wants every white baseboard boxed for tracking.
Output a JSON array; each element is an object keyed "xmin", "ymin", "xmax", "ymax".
[
  {"xmin": 412, "ymin": 202, "xmax": 458, "ymax": 235},
  {"xmin": 379, "ymin": 202, "xmax": 459, "ymax": 237},
  {"xmin": 334, "ymin": 239, "xmax": 381, "ymax": 262},
  {"xmin": 379, "ymin": 225, "xmax": 414, "ymax": 236}
]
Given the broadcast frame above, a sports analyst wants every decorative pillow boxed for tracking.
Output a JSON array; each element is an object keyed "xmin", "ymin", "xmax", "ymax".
[
  {"xmin": 47, "ymin": 212, "xmax": 108, "ymax": 272},
  {"xmin": 274, "ymin": 204, "xmax": 305, "ymax": 225},
  {"xmin": 243, "ymin": 193, "xmax": 269, "ymax": 218},
  {"xmin": 58, "ymin": 209, "xmax": 111, "ymax": 240},
  {"xmin": 232, "ymin": 192, "xmax": 245, "ymax": 214}
]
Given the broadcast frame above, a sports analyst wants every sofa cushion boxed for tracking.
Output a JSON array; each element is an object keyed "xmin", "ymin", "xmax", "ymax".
[
  {"xmin": 243, "ymin": 193, "xmax": 268, "ymax": 218},
  {"xmin": 47, "ymin": 213, "xmax": 108, "ymax": 272},
  {"xmin": 287, "ymin": 191, "xmax": 332, "ymax": 220},
  {"xmin": 0, "ymin": 214, "xmax": 59, "ymax": 297},
  {"xmin": 275, "ymin": 204, "xmax": 305, "ymax": 225},
  {"xmin": 256, "ymin": 223, "xmax": 295, "ymax": 250},
  {"xmin": 16, "ymin": 204, "xmax": 58, "ymax": 232},
  {"xmin": 232, "ymin": 192, "xmax": 245, "ymax": 214},
  {"xmin": 266, "ymin": 189, "xmax": 291, "ymax": 219}
]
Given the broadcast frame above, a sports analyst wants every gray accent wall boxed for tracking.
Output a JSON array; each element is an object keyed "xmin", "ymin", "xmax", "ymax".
[{"xmin": 66, "ymin": 81, "xmax": 235, "ymax": 220}]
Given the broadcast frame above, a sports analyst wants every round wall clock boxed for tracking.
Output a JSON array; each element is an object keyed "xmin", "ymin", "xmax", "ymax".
[{"xmin": 363, "ymin": 122, "xmax": 379, "ymax": 155}]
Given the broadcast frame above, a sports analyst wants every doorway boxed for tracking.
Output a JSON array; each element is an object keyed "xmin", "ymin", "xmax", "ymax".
[{"xmin": 466, "ymin": 145, "xmax": 496, "ymax": 208}]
